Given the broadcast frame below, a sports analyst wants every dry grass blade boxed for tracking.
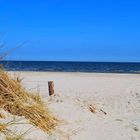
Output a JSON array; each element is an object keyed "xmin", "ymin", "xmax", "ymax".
[
  {"xmin": 0, "ymin": 70, "xmax": 58, "ymax": 133},
  {"xmin": 0, "ymin": 123, "xmax": 8, "ymax": 133},
  {"xmin": 0, "ymin": 119, "xmax": 33, "ymax": 140},
  {"xmin": 0, "ymin": 42, "xmax": 26, "ymax": 60},
  {"xmin": 88, "ymin": 104, "xmax": 96, "ymax": 113},
  {"xmin": 0, "ymin": 112, "xmax": 5, "ymax": 118}
]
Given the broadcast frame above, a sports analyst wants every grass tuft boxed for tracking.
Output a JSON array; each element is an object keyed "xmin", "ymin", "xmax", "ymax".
[{"xmin": 0, "ymin": 70, "xmax": 58, "ymax": 134}]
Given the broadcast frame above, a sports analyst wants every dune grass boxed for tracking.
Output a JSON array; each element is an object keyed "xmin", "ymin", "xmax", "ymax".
[
  {"xmin": 0, "ymin": 69, "xmax": 58, "ymax": 137},
  {"xmin": 0, "ymin": 118, "xmax": 32, "ymax": 140}
]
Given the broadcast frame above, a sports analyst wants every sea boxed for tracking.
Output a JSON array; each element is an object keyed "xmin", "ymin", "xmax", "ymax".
[{"xmin": 0, "ymin": 61, "xmax": 140, "ymax": 74}]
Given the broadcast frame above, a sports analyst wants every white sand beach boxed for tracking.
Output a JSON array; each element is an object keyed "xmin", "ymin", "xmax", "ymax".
[{"xmin": 1, "ymin": 72, "xmax": 140, "ymax": 140}]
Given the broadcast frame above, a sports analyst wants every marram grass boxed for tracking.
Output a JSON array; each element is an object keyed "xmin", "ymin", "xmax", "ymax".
[
  {"xmin": 0, "ymin": 70, "xmax": 58, "ymax": 136},
  {"xmin": 0, "ymin": 119, "xmax": 31, "ymax": 140}
]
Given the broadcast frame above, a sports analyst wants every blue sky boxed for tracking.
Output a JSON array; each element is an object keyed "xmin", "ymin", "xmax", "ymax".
[{"xmin": 0, "ymin": 0, "xmax": 140, "ymax": 62}]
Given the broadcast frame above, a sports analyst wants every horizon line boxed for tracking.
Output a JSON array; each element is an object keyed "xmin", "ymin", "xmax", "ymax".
[{"xmin": 1, "ymin": 60, "xmax": 140, "ymax": 63}]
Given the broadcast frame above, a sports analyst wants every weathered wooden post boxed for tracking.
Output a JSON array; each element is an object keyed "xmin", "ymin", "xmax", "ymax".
[{"xmin": 48, "ymin": 81, "xmax": 55, "ymax": 96}]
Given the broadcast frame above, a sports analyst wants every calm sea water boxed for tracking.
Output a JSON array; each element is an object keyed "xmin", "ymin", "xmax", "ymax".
[{"xmin": 0, "ymin": 61, "xmax": 140, "ymax": 73}]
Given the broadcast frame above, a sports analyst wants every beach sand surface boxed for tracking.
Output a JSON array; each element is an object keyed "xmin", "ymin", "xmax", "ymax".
[{"xmin": 1, "ymin": 72, "xmax": 140, "ymax": 140}]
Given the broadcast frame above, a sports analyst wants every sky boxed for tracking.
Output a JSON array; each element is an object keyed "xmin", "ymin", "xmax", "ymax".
[{"xmin": 0, "ymin": 0, "xmax": 140, "ymax": 62}]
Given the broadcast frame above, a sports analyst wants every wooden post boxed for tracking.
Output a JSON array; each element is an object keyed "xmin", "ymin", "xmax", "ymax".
[{"xmin": 48, "ymin": 81, "xmax": 54, "ymax": 96}]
